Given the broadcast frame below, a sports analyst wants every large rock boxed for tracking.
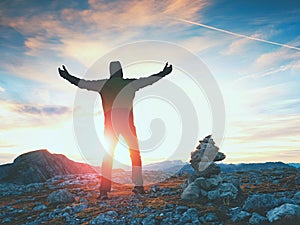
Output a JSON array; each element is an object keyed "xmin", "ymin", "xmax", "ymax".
[
  {"xmin": 196, "ymin": 163, "xmax": 221, "ymax": 177},
  {"xmin": 219, "ymin": 183, "xmax": 239, "ymax": 199},
  {"xmin": 243, "ymin": 193, "xmax": 280, "ymax": 212},
  {"xmin": 293, "ymin": 191, "xmax": 300, "ymax": 205},
  {"xmin": 181, "ymin": 182, "xmax": 201, "ymax": 200},
  {"xmin": 228, "ymin": 207, "xmax": 251, "ymax": 223},
  {"xmin": 266, "ymin": 203, "xmax": 300, "ymax": 222},
  {"xmin": 207, "ymin": 182, "xmax": 238, "ymax": 200},
  {"xmin": 249, "ymin": 212, "xmax": 268, "ymax": 225},
  {"xmin": 231, "ymin": 210, "xmax": 251, "ymax": 222},
  {"xmin": 47, "ymin": 189, "xmax": 75, "ymax": 204},
  {"xmin": 194, "ymin": 175, "xmax": 222, "ymax": 191},
  {"xmin": 0, "ymin": 149, "xmax": 97, "ymax": 184},
  {"xmin": 178, "ymin": 208, "xmax": 200, "ymax": 224}
]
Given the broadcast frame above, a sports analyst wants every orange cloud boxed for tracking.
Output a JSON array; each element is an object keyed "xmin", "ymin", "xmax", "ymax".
[{"xmin": 1, "ymin": 0, "xmax": 209, "ymax": 66}]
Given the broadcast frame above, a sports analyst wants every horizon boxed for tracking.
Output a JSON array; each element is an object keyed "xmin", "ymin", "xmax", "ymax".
[
  {"xmin": 1, "ymin": 0, "xmax": 300, "ymax": 166},
  {"xmin": 1, "ymin": 148, "xmax": 299, "ymax": 169}
]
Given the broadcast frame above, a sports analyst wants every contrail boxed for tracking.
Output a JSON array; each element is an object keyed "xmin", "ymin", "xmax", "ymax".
[{"xmin": 176, "ymin": 18, "xmax": 300, "ymax": 51}]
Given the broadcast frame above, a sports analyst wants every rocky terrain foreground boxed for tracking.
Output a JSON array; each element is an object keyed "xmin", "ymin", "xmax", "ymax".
[
  {"xmin": 1, "ymin": 138, "xmax": 300, "ymax": 224},
  {"xmin": 1, "ymin": 167, "xmax": 300, "ymax": 225}
]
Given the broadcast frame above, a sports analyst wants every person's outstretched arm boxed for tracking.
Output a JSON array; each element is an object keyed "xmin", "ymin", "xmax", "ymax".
[
  {"xmin": 133, "ymin": 63, "xmax": 172, "ymax": 90},
  {"xmin": 58, "ymin": 65, "xmax": 107, "ymax": 92}
]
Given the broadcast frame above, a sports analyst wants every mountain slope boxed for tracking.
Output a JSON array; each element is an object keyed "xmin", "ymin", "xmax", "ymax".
[{"xmin": 0, "ymin": 149, "xmax": 96, "ymax": 184}]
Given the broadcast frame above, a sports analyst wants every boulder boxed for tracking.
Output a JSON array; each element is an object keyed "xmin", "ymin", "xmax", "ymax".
[
  {"xmin": 249, "ymin": 212, "xmax": 268, "ymax": 225},
  {"xmin": 266, "ymin": 203, "xmax": 300, "ymax": 222},
  {"xmin": 207, "ymin": 182, "xmax": 238, "ymax": 200},
  {"xmin": 178, "ymin": 208, "xmax": 200, "ymax": 224},
  {"xmin": 219, "ymin": 182, "xmax": 238, "ymax": 199},
  {"xmin": 47, "ymin": 189, "xmax": 75, "ymax": 204},
  {"xmin": 194, "ymin": 175, "xmax": 222, "ymax": 191},
  {"xmin": 243, "ymin": 193, "xmax": 279, "ymax": 212},
  {"xmin": 181, "ymin": 182, "xmax": 201, "ymax": 200},
  {"xmin": 229, "ymin": 207, "xmax": 251, "ymax": 223},
  {"xmin": 196, "ymin": 163, "xmax": 221, "ymax": 178},
  {"xmin": 293, "ymin": 191, "xmax": 300, "ymax": 205},
  {"xmin": 208, "ymin": 189, "xmax": 220, "ymax": 200}
]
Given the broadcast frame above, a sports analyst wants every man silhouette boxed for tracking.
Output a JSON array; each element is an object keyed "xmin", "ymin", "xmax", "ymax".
[{"xmin": 58, "ymin": 61, "xmax": 172, "ymax": 199}]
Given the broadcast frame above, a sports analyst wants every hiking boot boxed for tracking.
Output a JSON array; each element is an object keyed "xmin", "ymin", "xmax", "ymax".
[
  {"xmin": 98, "ymin": 190, "xmax": 108, "ymax": 200},
  {"xmin": 132, "ymin": 186, "xmax": 145, "ymax": 194}
]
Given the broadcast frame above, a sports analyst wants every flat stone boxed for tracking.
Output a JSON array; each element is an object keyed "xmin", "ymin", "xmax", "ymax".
[{"xmin": 214, "ymin": 152, "xmax": 226, "ymax": 162}]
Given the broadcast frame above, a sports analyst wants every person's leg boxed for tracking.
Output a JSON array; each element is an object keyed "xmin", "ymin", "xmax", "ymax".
[
  {"xmin": 100, "ymin": 121, "xmax": 118, "ymax": 198},
  {"xmin": 122, "ymin": 111, "xmax": 144, "ymax": 192}
]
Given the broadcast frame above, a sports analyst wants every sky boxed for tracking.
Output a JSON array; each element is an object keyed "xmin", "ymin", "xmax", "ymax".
[{"xmin": 0, "ymin": 0, "xmax": 299, "ymax": 167}]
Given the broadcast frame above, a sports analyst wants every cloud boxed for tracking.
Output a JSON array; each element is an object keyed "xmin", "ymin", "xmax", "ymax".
[
  {"xmin": 220, "ymin": 79, "xmax": 300, "ymax": 163},
  {"xmin": 0, "ymin": 86, "xmax": 5, "ymax": 93},
  {"xmin": 0, "ymin": 153, "xmax": 18, "ymax": 165},
  {"xmin": 255, "ymin": 48, "xmax": 300, "ymax": 69},
  {"xmin": 0, "ymin": 100, "xmax": 72, "ymax": 130},
  {"xmin": 253, "ymin": 38, "xmax": 300, "ymax": 74},
  {"xmin": 0, "ymin": 0, "xmax": 210, "ymax": 96},
  {"xmin": 84, "ymin": 0, "xmax": 208, "ymax": 28},
  {"xmin": 179, "ymin": 35, "xmax": 227, "ymax": 53},
  {"xmin": 0, "ymin": 0, "xmax": 208, "ymax": 67},
  {"xmin": 15, "ymin": 104, "xmax": 70, "ymax": 116},
  {"xmin": 229, "ymin": 114, "xmax": 300, "ymax": 143},
  {"xmin": 222, "ymin": 33, "xmax": 262, "ymax": 55},
  {"xmin": 245, "ymin": 63, "xmax": 300, "ymax": 79},
  {"xmin": 222, "ymin": 114, "xmax": 300, "ymax": 163},
  {"xmin": 230, "ymin": 38, "xmax": 300, "ymax": 82}
]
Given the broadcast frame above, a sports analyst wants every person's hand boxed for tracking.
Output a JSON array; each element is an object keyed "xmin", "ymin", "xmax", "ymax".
[
  {"xmin": 162, "ymin": 62, "xmax": 172, "ymax": 75},
  {"xmin": 58, "ymin": 65, "xmax": 70, "ymax": 78}
]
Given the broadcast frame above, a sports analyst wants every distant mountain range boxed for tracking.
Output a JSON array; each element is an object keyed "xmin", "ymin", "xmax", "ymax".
[
  {"xmin": 143, "ymin": 161, "xmax": 298, "ymax": 174},
  {"xmin": 219, "ymin": 162, "xmax": 296, "ymax": 173},
  {"xmin": 0, "ymin": 150, "xmax": 298, "ymax": 185},
  {"xmin": 143, "ymin": 160, "xmax": 185, "ymax": 173}
]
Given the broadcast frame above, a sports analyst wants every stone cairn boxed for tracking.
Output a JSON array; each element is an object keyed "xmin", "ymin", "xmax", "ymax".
[{"xmin": 181, "ymin": 135, "xmax": 241, "ymax": 203}]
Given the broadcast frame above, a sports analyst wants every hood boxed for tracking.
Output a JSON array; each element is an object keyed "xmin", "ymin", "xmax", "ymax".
[{"xmin": 109, "ymin": 61, "xmax": 123, "ymax": 78}]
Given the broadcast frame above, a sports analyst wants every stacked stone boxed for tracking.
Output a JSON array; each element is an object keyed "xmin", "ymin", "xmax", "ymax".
[{"xmin": 181, "ymin": 135, "xmax": 239, "ymax": 202}]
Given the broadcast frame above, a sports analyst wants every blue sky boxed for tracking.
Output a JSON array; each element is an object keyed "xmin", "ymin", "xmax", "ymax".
[{"xmin": 0, "ymin": 0, "xmax": 299, "ymax": 166}]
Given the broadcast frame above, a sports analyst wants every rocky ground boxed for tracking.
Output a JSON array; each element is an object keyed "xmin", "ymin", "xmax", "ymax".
[{"xmin": 1, "ymin": 166, "xmax": 300, "ymax": 225}]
